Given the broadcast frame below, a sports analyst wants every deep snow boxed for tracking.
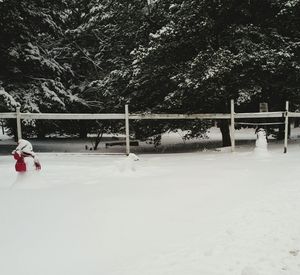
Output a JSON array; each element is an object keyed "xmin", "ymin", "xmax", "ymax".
[{"xmin": 1, "ymin": 141, "xmax": 300, "ymax": 275}]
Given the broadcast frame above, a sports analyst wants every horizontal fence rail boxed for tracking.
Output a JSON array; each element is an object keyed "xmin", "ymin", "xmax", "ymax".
[
  {"xmin": 235, "ymin": 112, "xmax": 284, "ymax": 119},
  {"xmin": 0, "ymin": 112, "xmax": 287, "ymax": 120},
  {"xmin": 288, "ymin": 112, "xmax": 300, "ymax": 118},
  {"xmin": 235, "ymin": 122, "xmax": 285, "ymax": 126},
  {"xmin": 0, "ymin": 113, "xmax": 17, "ymax": 119},
  {"xmin": 19, "ymin": 113, "xmax": 126, "ymax": 120},
  {"xmin": 129, "ymin": 113, "xmax": 231, "ymax": 120}
]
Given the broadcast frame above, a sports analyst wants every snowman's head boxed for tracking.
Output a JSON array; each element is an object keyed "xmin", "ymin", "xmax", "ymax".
[{"xmin": 257, "ymin": 128, "xmax": 266, "ymax": 138}]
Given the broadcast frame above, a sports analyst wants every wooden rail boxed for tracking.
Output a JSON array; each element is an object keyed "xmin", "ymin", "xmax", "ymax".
[{"xmin": 0, "ymin": 102, "xmax": 296, "ymax": 154}]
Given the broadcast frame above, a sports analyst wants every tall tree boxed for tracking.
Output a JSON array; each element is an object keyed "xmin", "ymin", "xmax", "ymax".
[
  {"xmin": 0, "ymin": 0, "xmax": 82, "ymax": 137},
  {"xmin": 130, "ymin": 0, "xmax": 300, "ymax": 145},
  {"xmin": 61, "ymin": 0, "xmax": 158, "ymax": 142}
]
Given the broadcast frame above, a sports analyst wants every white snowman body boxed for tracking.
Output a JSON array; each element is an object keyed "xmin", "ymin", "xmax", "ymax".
[{"xmin": 254, "ymin": 128, "xmax": 268, "ymax": 155}]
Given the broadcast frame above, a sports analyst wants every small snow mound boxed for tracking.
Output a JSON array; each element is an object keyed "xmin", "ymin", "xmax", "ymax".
[
  {"xmin": 116, "ymin": 154, "xmax": 140, "ymax": 173},
  {"xmin": 241, "ymin": 266, "xmax": 260, "ymax": 275},
  {"xmin": 128, "ymin": 153, "xmax": 140, "ymax": 161}
]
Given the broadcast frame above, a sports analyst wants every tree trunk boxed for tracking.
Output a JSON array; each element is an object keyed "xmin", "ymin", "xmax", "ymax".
[
  {"xmin": 37, "ymin": 128, "xmax": 46, "ymax": 139},
  {"xmin": 79, "ymin": 123, "xmax": 88, "ymax": 138},
  {"xmin": 36, "ymin": 121, "xmax": 46, "ymax": 139},
  {"xmin": 218, "ymin": 120, "xmax": 231, "ymax": 147},
  {"xmin": 93, "ymin": 129, "xmax": 104, "ymax": 150},
  {"xmin": 277, "ymin": 124, "xmax": 285, "ymax": 140}
]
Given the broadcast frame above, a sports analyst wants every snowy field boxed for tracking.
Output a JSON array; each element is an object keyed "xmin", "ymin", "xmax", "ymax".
[
  {"xmin": 1, "ymin": 141, "xmax": 300, "ymax": 275},
  {"xmin": 0, "ymin": 127, "xmax": 258, "ymax": 155}
]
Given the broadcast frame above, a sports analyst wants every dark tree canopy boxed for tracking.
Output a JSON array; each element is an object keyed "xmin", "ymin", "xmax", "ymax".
[{"xmin": 1, "ymin": 0, "xmax": 300, "ymax": 144}]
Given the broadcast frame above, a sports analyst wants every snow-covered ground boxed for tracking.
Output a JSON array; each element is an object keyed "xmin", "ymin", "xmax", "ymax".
[
  {"xmin": 0, "ymin": 127, "xmax": 258, "ymax": 154},
  {"xmin": 1, "ymin": 141, "xmax": 300, "ymax": 275}
]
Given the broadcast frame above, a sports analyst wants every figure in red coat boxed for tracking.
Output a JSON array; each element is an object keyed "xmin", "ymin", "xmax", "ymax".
[{"xmin": 12, "ymin": 139, "xmax": 41, "ymax": 172}]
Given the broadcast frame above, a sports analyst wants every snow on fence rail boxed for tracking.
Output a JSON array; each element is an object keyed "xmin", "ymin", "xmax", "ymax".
[
  {"xmin": 0, "ymin": 113, "xmax": 17, "ymax": 119},
  {"xmin": 0, "ymin": 101, "xmax": 295, "ymax": 154},
  {"xmin": 130, "ymin": 113, "xmax": 231, "ymax": 119},
  {"xmin": 19, "ymin": 113, "xmax": 126, "ymax": 120}
]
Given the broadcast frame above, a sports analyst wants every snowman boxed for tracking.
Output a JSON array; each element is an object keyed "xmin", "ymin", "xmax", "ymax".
[
  {"xmin": 12, "ymin": 139, "xmax": 41, "ymax": 172},
  {"xmin": 254, "ymin": 128, "xmax": 268, "ymax": 153}
]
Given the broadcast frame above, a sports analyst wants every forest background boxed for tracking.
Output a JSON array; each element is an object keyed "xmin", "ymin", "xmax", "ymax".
[{"xmin": 1, "ymin": 0, "xmax": 300, "ymax": 147}]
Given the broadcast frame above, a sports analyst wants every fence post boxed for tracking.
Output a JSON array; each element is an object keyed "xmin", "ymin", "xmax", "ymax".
[
  {"xmin": 230, "ymin": 99, "xmax": 235, "ymax": 152},
  {"xmin": 284, "ymin": 101, "xmax": 289, "ymax": 154},
  {"xmin": 0, "ymin": 119, "xmax": 4, "ymax": 135},
  {"xmin": 125, "ymin": 104, "xmax": 130, "ymax": 156},
  {"xmin": 16, "ymin": 107, "xmax": 22, "ymax": 141}
]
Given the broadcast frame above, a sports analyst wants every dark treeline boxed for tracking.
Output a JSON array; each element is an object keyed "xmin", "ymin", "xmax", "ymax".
[{"xmin": 1, "ymin": 0, "xmax": 300, "ymax": 146}]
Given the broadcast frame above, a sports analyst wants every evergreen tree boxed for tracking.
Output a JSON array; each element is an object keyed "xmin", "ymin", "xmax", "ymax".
[
  {"xmin": 0, "ymin": 0, "xmax": 82, "ymax": 137},
  {"xmin": 130, "ymin": 0, "xmax": 300, "ymax": 145},
  {"xmin": 61, "ymin": 0, "xmax": 156, "ymax": 143}
]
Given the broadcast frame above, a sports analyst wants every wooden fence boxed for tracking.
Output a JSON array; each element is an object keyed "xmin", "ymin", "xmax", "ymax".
[{"xmin": 1, "ymin": 100, "xmax": 298, "ymax": 154}]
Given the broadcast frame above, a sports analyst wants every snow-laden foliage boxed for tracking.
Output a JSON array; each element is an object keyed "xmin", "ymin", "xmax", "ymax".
[
  {"xmin": 0, "ymin": 84, "xmax": 19, "ymax": 110},
  {"xmin": 1, "ymin": 0, "xmax": 300, "ymax": 143},
  {"xmin": 128, "ymin": 0, "xmax": 300, "ymax": 144},
  {"xmin": 0, "ymin": 0, "xmax": 86, "ymax": 137}
]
